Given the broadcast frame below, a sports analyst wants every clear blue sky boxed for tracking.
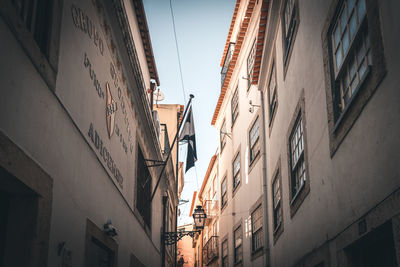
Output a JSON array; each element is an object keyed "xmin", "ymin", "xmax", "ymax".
[{"xmin": 143, "ymin": 0, "xmax": 235, "ymax": 225}]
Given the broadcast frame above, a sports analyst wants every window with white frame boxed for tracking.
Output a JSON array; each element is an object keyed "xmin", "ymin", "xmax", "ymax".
[
  {"xmin": 247, "ymin": 39, "xmax": 256, "ymax": 89},
  {"xmin": 272, "ymin": 172, "xmax": 282, "ymax": 230},
  {"xmin": 331, "ymin": 0, "xmax": 370, "ymax": 117},
  {"xmin": 251, "ymin": 205, "xmax": 263, "ymax": 252},
  {"xmin": 234, "ymin": 225, "xmax": 242, "ymax": 264},
  {"xmin": 268, "ymin": 61, "xmax": 277, "ymax": 121},
  {"xmin": 221, "ymin": 177, "xmax": 227, "ymax": 209},
  {"xmin": 249, "ymin": 117, "xmax": 260, "ymax": 164},
  {"xmin": 220, "ymin": 119, "xmax": 227, "ymax": 152},
  {"xmin": 213, "ymin": 176, "xmax": 217, "ymax": 199},
  {"xmin": 289, "ymin": 114, "xmax": 306, "ymax": 199},
  {"xmin": 222, "ymin": 239, "xmax": 228, "ymax": 267},
  {"xmin": 232, "ymin": 152, "xmax": 241, "ymax": 190},
  {"xmin": 231, "ymin": 87, "xmax": 239, "ymax": 126},
  {"xmin": 282, "ymin": 0, "xmax": 298, "ymax": 63}
]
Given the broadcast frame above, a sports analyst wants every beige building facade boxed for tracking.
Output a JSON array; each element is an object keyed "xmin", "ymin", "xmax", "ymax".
[
  {"xmin": 209, "ymin": 0, "xmax": 400, "ymax": 266},
  {"xmin": 258, "ymin": 0, "xmax": 400, "ymax": 266},
  {"xmin": 0, "ymin": 0, "xmax": 180, "ymax": 266}
]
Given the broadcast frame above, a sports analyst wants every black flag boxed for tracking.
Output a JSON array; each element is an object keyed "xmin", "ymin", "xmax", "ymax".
[{"xmin": 179, "ymin": 106, "xmax": 197, "ymax": 172}]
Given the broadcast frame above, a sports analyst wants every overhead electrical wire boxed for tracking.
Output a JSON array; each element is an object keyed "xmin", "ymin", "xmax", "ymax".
[{"xmin": 169, "ymin": 0, "xmax": 187, "ymax": 103}]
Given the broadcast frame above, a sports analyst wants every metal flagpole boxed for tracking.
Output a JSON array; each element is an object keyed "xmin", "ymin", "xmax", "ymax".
[{"xmin": 149, "ymin": 94, "xmax": 194, "ymax": 203}]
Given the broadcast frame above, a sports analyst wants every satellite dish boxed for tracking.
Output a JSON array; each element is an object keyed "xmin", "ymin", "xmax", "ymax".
[{"xmin": 153, "ymin": 89, "xmax": 165, "ymax": 102}]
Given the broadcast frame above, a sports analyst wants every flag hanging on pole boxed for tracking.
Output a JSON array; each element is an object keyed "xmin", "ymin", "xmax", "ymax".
[{"xmin": 179, "ymin": 106, "xmax": 197, "ymax": 172}]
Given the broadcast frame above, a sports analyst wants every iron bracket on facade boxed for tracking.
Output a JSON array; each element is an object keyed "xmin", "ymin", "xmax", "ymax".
[
  {"xmin": 144, "ymin": 159, "xmax": 166, "ymax": 168},
  {"xmin": 163, "ymin": 230, "xmax": 200, "ymax": 245}
]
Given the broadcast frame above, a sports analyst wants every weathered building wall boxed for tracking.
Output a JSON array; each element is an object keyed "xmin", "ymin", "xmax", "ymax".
[
  {"xmin": 257, "ymin": 0, "xmax": 400, "ymax": 266},
  {"xmin": 0, "ymin": 0, "xmax": 172, "ymax": 266}
]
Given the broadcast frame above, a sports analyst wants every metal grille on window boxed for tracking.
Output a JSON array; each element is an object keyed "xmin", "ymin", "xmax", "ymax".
[
  {"xmin": 249, "ymin": 117, "xmax": 260, "ymax": 163},
  {"xmin": 234, "ymin": 226, "xmax": 242, "ymax": 263},
  {"xmin": 290, "ymin": 115, "xmax": 306, "ymax": 198},
  {"xmin": 233, "ymin": 153, "xmax": 241, "ymax": 189},
  {"xmin": 268, "ymin": 61, "xmax": 277, "ymax": 120},
  {"xmin": 231, "ymin": 87, "xmax": 239, "ymax": 125},
  {"xmin": 331, "ymin": 0, "xmax": 370, "ymax": 115},
  {"xmin": 273, "ymin": 175, "xmax": 282, "ymax": 229},
  {"xmin": 247, "ymin": 39, "xmax": 256, "ymax": 89},
  {"xmin": 12, "ymin": 0, "xmax": 52, "ymax": 54},
  {"xmin": 251, "ymin": 205, "xmax": 263, "ymax": 252}
]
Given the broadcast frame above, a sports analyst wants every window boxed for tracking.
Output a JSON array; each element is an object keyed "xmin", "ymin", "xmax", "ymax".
[
  {"xmin": 267, "ymin": 61, "xmax": 278, "ymax": 122},
  {"xmin": 213, "ymin": 176, "xmax": 217, "ymax": 199},
  {"xmin": 222, "ymin": 239, "xmax": 228, "ymax": 267},
  {"xmin": 331, "ymin": 0, "xmax": 369, "ymax": 117},
  {"xmin": 232, "ymin": 153, "xmax": 241, "ymax": 190},
  {"xmin": 289, "ymin": 114, "xmax": 306, "ymax": 199},
  {"xmin": 11, "ymin": 0, "xmax": 52, "ymax": 54},
  {"xmin": 251, "ymin": 205, "xmax": 263, "ymax": 253},
  {"xmin": 234, "ymin": 225, "xmax": 242, "ymax": 264},
  {"xmin": 272, "ymin": 172, "xmax": 282, "ymax": 230},
  {"xmin": 213, "ymin": 221, "xmax": 218, "ymax": 236},
  {"xmin": 231, "ymin": 87, "xmax": 239, "ymax": 126},
  {"xmin": 136, "ymin": 146, "xmax": 152, "ymax": 228},
  {"xmin": 1, "ymin": 0, "xmax": 62, "ymax": 90},
  {"xmin": 247, "ymin": 39, "xmax": 256, "ymax": 89},
  {"xmin": 323, "ymin": 0, "xmax": 385, "ymax": 156},
  {"xmin": 249, "ymin": 117, "xmax": 260, "ymax": 164},
  {"xmin": 89, "ymin": 238, "xmax": 115, "ymax": 267},
  {"xmin": 85, "ymin": 219, "xmax": 118, "ymax": 267},
  {"xmin": 220, "ymin": 119, "xmax": 227, "ymax": 152},
  {"xmin": 221, "ymin": 177, "xmax": 227, "ymax": 209},
  {"xmin": 282, "ymin": 0, "xmax": 299, "ymax": 64}
]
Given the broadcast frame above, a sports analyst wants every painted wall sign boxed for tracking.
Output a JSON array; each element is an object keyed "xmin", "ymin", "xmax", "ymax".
[
  {"xmin": 71, "ymin": 4, "xmax": 104, "ymax": 55},
  {"xmin": 88, "ymin": 122, "xmax": 124, "ymax": 188},
  {"xmin": 106, "ymin": 82, "xmax": 117, "ymax": 138},
  {"xmin": 55, "ymin": 1, "xmax": 144, "ymax": 194},
  {"xmin": 84, "ymin": 53, "xmax": 105, "ymax": 99}
]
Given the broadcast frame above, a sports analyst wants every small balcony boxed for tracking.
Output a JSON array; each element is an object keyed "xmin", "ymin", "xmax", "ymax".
[
  {"xmin": 203, "ymin": 199, "xmax": 218, "ymax": 223},
  {"xmin": 220, "ymin": 42, "xmax": 235, "ymax": 87},
  {"xmin": 203, "ymin": 236, "xmax": 219, "ymax": 265}
]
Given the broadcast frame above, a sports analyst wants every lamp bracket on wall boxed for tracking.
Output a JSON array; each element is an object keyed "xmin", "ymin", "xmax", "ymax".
[
  {"xmin": 249, "ymin": 100, "xmax": 260, "ymax": 113},
  {"xmin": 144, "ymin": 158, "xmax": 166, "ymax": 168}
]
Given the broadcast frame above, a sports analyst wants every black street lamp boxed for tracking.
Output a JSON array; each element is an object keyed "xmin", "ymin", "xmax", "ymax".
[{"xmin": 163, "ymin": 205, "xmax": 207, "ymax": 245}]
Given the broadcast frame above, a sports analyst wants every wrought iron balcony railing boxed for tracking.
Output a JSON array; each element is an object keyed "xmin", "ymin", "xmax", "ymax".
[
  {"xmin": 220, "ymin": 42, "xmax": 235, "ymax": 87},
  {"xmin": 202, "ymin": 236, "xmax": 219, "ymax": 265},
  {"xmin": 203, "ymin": 199, "xmax": 218, "ymax": 220}
]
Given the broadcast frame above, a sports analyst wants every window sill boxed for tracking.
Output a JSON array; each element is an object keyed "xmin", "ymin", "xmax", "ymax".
[
  {"xmin": 333, "ymin": 66, "xmax": 372, "ymax": 133},
  {"xmin": 251, "ymin": 247, "xmax": 264, "ymax": 261},
  {"xmin": 290, "ymin": 179, "xmax": 305, "ymax": 206},
  {"xmin": 273, "ymin": 221, "xmax": 282, "ymax": 235},
  {"xmin": 273, "ymin": 221, "xmax": 284, "ymax": 244},
  {"xmin": 232, "ymin": 181, "xmax": 241, "ymax": 197},
  {"xmin": 248, "ymin": 152, "xmax": 261, "ymax": 173}
]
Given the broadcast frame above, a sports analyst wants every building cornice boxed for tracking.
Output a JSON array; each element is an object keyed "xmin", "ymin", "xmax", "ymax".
[
  {"xmin": 198, "ymin": 155, "xmax": 217, "ymax": 199},
  {"xmin": 132, "ymin": 0, "xmax": 160, "ymax": 86},
  {"xmin": 211, "ymin": 0, "xmax": 258, "ymax": 126}
]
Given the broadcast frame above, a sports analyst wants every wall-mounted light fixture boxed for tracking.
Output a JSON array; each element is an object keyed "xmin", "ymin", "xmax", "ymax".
[
  {"xmin": 104, "ymin": 220, "xmax": 118, "ymax": 237},
  {"xmin": 249, "ymin": 100, "xmax": 260, "ymax": 113},
  {"xmin": 163, "ymin": 205, "xmax": 206, "ymax": 245}
]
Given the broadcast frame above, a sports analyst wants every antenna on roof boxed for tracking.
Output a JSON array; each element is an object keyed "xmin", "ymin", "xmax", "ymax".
[{"xmin": 153, "ymin": 88, "xmax": 165, "ymax": 107}]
